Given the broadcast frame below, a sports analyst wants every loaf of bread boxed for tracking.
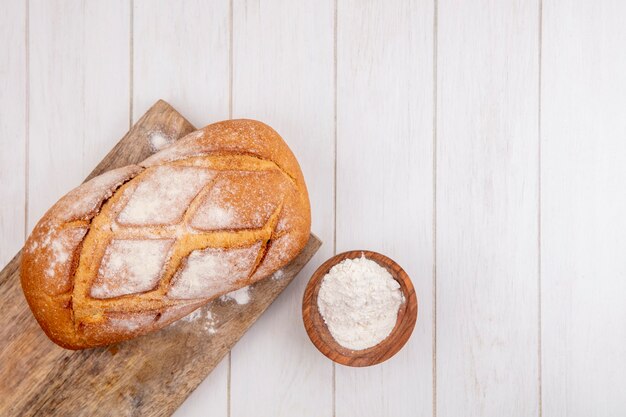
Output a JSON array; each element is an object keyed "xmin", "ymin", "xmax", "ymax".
[{"xmin": 20, "ymin": 120, "xmax": 311, "ymax": 349}]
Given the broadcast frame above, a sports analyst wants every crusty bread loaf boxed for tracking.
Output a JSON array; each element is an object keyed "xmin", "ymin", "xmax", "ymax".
[{"xmin": 20, "ymin": 119, "xmax": 311, "ymax": 349}]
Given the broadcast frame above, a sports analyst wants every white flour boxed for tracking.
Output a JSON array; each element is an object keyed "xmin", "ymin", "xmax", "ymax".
[
  {"xmin": 317, "ymin": 255, "xmax": 404, "ymax": 350},
  {"xmin": 92, "ymin": 239, "xmax": 173, "ymax": 298},
  {"xmin": 117, "ymin": 166, "xmax": 213, "ymax": 226},
  {"xmin": 220, "ymin": 286, "xmax": 251, "ymax": 305},
  {"xmin": 148, "ymin": 131, "xmax": 173, "ymax": 152},
  {"xmin": 272, "ymin": 269, "xmax": 285, "ymax": 280},
  {"xmin": 180, "ymin": 308, "xmax": 218, "ymax": 334},
  {"xmin": 168, "ymin": 243, "xmax": 261, "ymax": 299}
]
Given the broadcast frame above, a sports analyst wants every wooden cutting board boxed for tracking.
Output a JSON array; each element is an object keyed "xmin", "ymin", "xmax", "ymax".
[{"xmin": 0, "ymin": 100, "xmax": 321, "ymax": 417}]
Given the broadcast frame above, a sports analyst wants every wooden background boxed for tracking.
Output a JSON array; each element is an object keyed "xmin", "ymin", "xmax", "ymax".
[{"xmin": 1, "ymin": 1, "xmax": 624, "ymax": 416}]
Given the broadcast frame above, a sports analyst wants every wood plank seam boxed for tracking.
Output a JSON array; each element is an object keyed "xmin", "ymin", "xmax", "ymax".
[
  {"xmin": 432, "ymin": 1, "xmax": 438, "ymax": 417},
  {"xmin": 336, "ymin": 1, "xmax": 434, "ymax": 414},
  {"xmin": 0, "ymin": 100, "xmax": 320, "ymax": 416},
  {"xmin": 129, "ymin": 0, "xmax": 134, "ymax": 129},
  {"xmin": 230, "ymin": 1, "xmax": 334, "ymax": 414},
  {"xmin": 436, "ymin": 1, "xmax": 539, "ymax": 414},
  {"xmin": 227, "ymin": 1, "xmax": 234, "ymax": 416},
  {"xmin": 24, "ymin": 0, "xmax": 30, "ymax": 243},
  {"xmin": 537, "ymin": 1, "xmax": 543, "ymax": 416},
  {"xmin": 332, "ymin": 0, "xmax": 338, "ymax": 415}
]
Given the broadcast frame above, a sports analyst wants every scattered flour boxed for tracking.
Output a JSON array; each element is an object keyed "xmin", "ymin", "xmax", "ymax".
[
  {"xmin": 181, "ymin": 309, "xmax": 203, "ymax": 322},
  {"xmin": 220, "ymin": 286, "xmax": 251, "ymax": 305},
  {"xmin": 148, "ymin": 131, "xmax": 173, "ymax": 152},
  {"xmin": 180, "ymin": 308, "xmax": 218, "ymax": 334},
  {"xmin": 141, "ymin": 129, "xmax": 205, "ymax": 167},
  {"xmin": 272, "ymin": 269, "xmax": 285, "ymax": 280},
  {"xmin": 317, "ymin": 255, "xmax": 404, "ymax": 351},
  {"xmin": 204, "ymin": 310, "xmax": 218, "ymax": 334}
]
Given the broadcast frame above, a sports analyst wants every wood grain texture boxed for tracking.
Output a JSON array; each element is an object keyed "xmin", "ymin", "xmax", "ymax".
[
  {"xmin": 133, "ymin": 0, "xmax": 230, "ymax": 128},
  {"xmin": 0, "ymin": 102, "xmax": 193, "ymax": 416},
  {"xmin": 0, "ymin": 102, "xmax": 183, "ymax": 415},
  {"xmin": 303, "ymin": 251, "xmax": 417, "ymax": 367},
  {"xmin": 230, "ymin": 1, "xmax": 335, "ymax": 416},
  {"xmin": 0, "ymin": 0, "xmax": 26, "ymax": 265},
  {"xmin": 81, "ymin": 0, "xmax": 133, "ymax": 175},
  {"xmin": 0, "ymin": 239, "xmax": 320, "ymax": 417},
  {"xmin": 5, "ymin": 2, "xmax": 626, "ymax": 415},
  {"xmin": 0, "ymin": 101, "xmax": 321, "ymax": 416},
  {"xmin": 28, "ymin": 0, "xmax": 130, "ymax": 233},
  {"xmin": 542, "ymin": 1, "xmax": 626, "ymax": 415},
  {"xmin": 132, "ymin": 3, "xmax": 231, "ymax": 415},
  {"xmin": 87, "ymin": 100, "xmax": 194, "ymax": 180},
  {"xmin": 437, "ymin": 1, "xmax": 539, "ymax": 415},
  {"xmin": 335, "ymin": 0, "xmax": 433, "ymax": 415}
]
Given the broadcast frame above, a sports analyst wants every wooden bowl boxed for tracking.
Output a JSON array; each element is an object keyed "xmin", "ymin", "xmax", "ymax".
[{"xmin": 302, "ymin": 250, "xmax": 418, "ymax": 367}]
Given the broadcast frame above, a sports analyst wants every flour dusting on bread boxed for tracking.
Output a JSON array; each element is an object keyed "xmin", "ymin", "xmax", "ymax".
[
  {"xmin": 168, "ymin": 242, "xmax": 262, "ymax": 299},
  {"xmin": 45, "ymin": 227, "xmax": 88, "ymax": 284},
  {"xmin": 20, "ymin": 119, "xmax": 311, "ymax": 349},
  {"xmin": 191, "ymin": 171, "xmax": 282, "ymax": 231},
  {"xmin": 109, "ymin": 314, "xmax": 154, "ymax": 332},
  {"xmin": 92, "ymin": 239, "xmax": 174, "ymax": 298},
  {"xmin": 199, "ymin": 203, "xmax": 235, "ymax": 229},
  {"xmin": 118, "ymin": 166, "xmax": 213, "ymax": 225},
  {"xmin": 53, "ymin": 166, "xmax": 143, "ymax": 222}
]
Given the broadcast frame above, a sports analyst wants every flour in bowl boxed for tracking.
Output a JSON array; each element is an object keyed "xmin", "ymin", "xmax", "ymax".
[{"xmin": 317, "ymin": 255, "xmax": 404, "ymax": 350}]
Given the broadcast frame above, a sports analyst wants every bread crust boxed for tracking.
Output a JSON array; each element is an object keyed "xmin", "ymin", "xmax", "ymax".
[{"xmin": 20, "ymin": 120, "xmax": 311, "ymax": 349}]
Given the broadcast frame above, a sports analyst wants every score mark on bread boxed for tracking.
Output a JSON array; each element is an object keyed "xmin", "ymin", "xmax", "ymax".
[{"xmin": 20, "ymin": 120, "xmax": 311, "ymax": 349}]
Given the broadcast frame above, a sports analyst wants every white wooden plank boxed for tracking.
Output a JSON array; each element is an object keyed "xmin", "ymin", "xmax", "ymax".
[
  {"xmin": 172, "ymin": 359, "xmax": 229, "ymax": 417},
  {"xmin": 28, "ymin": 0, "xmax": 130, "ymax": 232},
  {"xmin": 335, "ymin": 0, "xmax": 433, "ymax": 416},
  {"xmin": 542, "ymin": 1, "xmax": 626, "ymax": 415},
  {"xmin": 436, "ymin": 1, "xmax": 539, "ymax": 416},
  {"xmin": 0, "ymin": 0, "xmax": 26, "ymax": 264},
  {"xmin": 230, "ymin": 1, "xmax": 335, "ymax": 416},
  {"xmin": 133, "ymin": 0, "xmax": 230, "ymax": 128},
  {"xmin": 82, "ymin": 1, "xmax": 133, "ymax": 173},
  {"xmin": 133, "ymin": 2, "xmax": 231, "ymax": 416}
]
